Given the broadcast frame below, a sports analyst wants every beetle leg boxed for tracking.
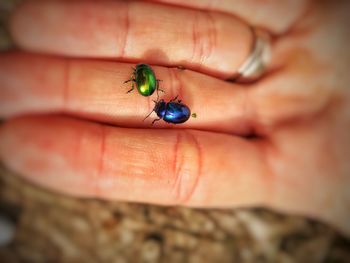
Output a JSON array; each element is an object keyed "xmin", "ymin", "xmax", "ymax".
[
  {"xmin": 157, "ymin": 80, "xmax": 164, "ymax": 91},
  {"xmin": 143, "ymin": 110, "xmax": 154, "ymax": 121},
  {"xmin": 126, "ymin": 87, "xmax": 134, "ymax": 93},
  {"xmin": 156, "ymin": 80, "xmax": 164, "ymax": 93},
  {"xmin": 124, "ymin": 76, "xmax": 132, "ymax": 84},
  {"xmin": 151, "ymin": 118, "xmax": 162, "ymax": 125},
  {"xmin": 143, "ymin": 101, "xmax": 158, "ymax": 122},
  {"xmin": 126, "ymin": 82, "xmax": 135, "ymax": 93},
  {"xmin": 169, "ymin": 95, "xmax": 179, "ymax": 102},
  {"xmin": 124, "ymin": 76, "xmax": 136, "ymax": 83}
]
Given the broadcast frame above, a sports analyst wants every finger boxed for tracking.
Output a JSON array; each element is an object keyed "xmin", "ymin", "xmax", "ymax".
[
  {"xmin": 0, "ymin": 52, "xmax": 334, "ymax": 136},
  {"xmin": 149, "ymin": 0, "xmax": 312, "ymax": 34},
  {"xmin": 0, "ymin": 115, "xmax": 270, "ymax": 207},
  {"xmin": 248, "ymin": 32, "xmax": 340, "ymax": 130},
  {"xmin": 0, "ymin": 52, "xmax": 254, "ymax": 135},
  {"xmin": 10, "ymin": 0, "xmax": 252, "ymax": 78}
]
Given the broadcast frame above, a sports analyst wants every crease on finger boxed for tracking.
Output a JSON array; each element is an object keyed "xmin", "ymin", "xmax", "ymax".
[
  {"xmin": 170, "ymin": 130, "xmax": 203, "ymax": 205},
  {"xmin": 95, "ymin": 124, "xmax": 107, "ymax": 198}
]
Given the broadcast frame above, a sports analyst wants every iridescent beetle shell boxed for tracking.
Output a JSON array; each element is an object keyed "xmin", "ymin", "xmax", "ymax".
[
  {"xmin": 145, "ymin": 96, "xmax": 191, "ymax": 124},
  {"xmin": 155, "ymin": 100, "xmax": 191, "ymax": 124},
  {"xmin": 124, "ymin": 64, "xmax": 159, "ymax": 97}
]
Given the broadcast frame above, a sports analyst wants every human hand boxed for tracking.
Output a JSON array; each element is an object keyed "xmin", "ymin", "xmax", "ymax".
[{"xmin": 1, "ymin": 0, "xmax": 349, "ymax": 236}]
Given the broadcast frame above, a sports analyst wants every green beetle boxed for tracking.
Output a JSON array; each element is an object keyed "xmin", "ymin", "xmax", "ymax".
[{"xmin": 124, "ymin": 64, "xmax": 162, "ymax": 97}]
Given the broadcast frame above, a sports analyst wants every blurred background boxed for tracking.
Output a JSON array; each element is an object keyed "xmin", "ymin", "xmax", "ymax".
[{"xmin": 0, "ymin": 1, "xmax": 350, "ymax": 262}]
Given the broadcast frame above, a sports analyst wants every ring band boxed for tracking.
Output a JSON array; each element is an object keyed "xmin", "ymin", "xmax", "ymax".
[{"xmin": 228, "ymin": 27, "xmax": 271, "ymax": 83}]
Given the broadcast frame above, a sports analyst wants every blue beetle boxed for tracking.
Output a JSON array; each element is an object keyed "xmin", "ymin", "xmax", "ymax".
[{"xmin": 145, "ymin": 96, "xmax": 193, "ymax": 124}]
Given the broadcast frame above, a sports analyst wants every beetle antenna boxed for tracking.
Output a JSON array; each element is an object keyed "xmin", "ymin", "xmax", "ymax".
[
  {"xmin": 143, "ymin": 101, "xmax": 157, "ymax": 122},
  {"xmin": 143, "ymin": 111, "xmax": 154, "ymax": 122}
]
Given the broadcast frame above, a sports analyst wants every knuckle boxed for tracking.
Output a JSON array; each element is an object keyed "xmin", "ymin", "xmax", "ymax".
[
  {"xmin": 62, "ymin": 58, "xmax": 71, "ymax": 108},
  {"xmin": 191, "ymin": 11, "xmax": 217, "ymax": 65},
  {"xmin": 167, "ymin": 68, "xmax": 184, "ymax": 100},
  {"xmin": 94, "ymin": 125, "xmax": 107, "ymax": 198},
  {"xmin": 171, "ymin": 130, "xmax": 202, "ymax": 205},
  {"xmin": 119, "ymin": 2, "xmax": 130, "ymax": 57}
]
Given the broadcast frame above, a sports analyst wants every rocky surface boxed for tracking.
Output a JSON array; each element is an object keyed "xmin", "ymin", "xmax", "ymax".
[
  {"xmin": 1, "ymin": 1, "xmax": 350, "ymax": 262},
  {"xmin": 1, "ymin": 165, "xmax": 350, "ymax": 263}
]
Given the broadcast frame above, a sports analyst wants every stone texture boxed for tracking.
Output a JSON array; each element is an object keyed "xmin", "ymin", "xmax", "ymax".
[{"xmin": 0, "ymin": 164, "xmax": 350, "ymax": 263}]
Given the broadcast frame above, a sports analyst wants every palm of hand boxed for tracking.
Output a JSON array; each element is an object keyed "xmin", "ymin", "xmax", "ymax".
[{"xmin": 258, "ymin": 2, "xmax": 350, "ymax": 232}]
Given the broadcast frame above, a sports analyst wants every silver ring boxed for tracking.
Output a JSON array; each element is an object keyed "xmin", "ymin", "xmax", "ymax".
[{"xmin": 228, "ymin": 27, "xmax": 271, "ymax": 83}]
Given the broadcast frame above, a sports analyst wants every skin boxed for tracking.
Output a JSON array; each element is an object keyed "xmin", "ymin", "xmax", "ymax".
[{"xmin": 0, "ymin": 0, "xmax": 349, "ymax": 236}]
